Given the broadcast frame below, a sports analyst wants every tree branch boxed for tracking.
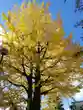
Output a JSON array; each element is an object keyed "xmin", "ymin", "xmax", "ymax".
[
  {"xmin": 41, "ymin": 76, "xmax": 50, "ymax": 84},
  {"xmin": 41, "ymin": 86, "xmax": 56, "ymax": 95},
  {"xmin": 8, "ymin": 79, "xmax": 28, "ymax": 93},
  {"xmin": 21, "ymin": 57, "xmax": 26, "ymax": 74},
  {"xmin": 41, "ymin": 58, "xmax": 61, "ymax": 73},
  {"xmin": 40, "ymin": 76, "xmax": 53, "ymax": 87},
  {"xmin": 40, "ymin": 42, "xmax": 48, "ymax": 61},
  {"xmin": 5, "ymin": 62, "xmax": 23, "ymax": 74},
  {"xmin": 41, "ymin": 79, "xmax": 54, "ymax": 87}
]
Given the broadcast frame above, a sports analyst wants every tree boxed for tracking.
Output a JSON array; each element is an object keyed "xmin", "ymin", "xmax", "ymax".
[
  {"xmin": 0, "ymin": 76, "xmax": 25, "ymax": 110},
  {"xmin": 64, "ymin": 0, "xmax": 83, "ymax": 29},
  {"xmin": 69, "ymin": 103, "xmax": 76, "ymax": 110},
  {"xmin": 75, "ymin": 0, "xmax": 83, "ymax": 29},
  {"xmin": 75, "ymin": 0, "xmax": 83, "ymax": 11},
  {"xmin": 55, "ymin": 97, "xmax": 64, "ymax": 110},
  {"xmin": 64, "ymin": 0, "xmax": 83, "ymax": 11},
  {"xmin": 55, "ymin": 102, "xmax": 64, "ymax": 110},
  {"xmin": 0, "ymin": 1, "xmax": 83, "ymax": 110}
]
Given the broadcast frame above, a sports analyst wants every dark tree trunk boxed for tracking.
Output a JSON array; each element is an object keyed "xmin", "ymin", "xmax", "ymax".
[
  {"xmin": 28, "ymin": 75, "xmax": 32, "ymax": 110},
  {"xmin": 26, "ymin": 59, "xmax": 33, "ymax": 110},
  {"xmin": 32, "ymin": 42, "xmax": 41, "ymax": 110},
  {"xmin": 27, "ymin": 61, "xmax": 33, "ymax": 110},
  {"xmin": 32, "ymin": 65, "xmax": 41, "ymax": 110}
]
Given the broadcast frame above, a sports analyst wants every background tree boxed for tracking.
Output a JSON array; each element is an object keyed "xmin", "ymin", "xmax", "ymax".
[
  {"xmin": 0, "ymin": 1, "xmax": 83, "ymax": 110},
  {"xmin": 55, "ymin": 97, "xmax": 64, "ymax": 110},
  {"xmin": 64, "ymin": 0, "xmax": 83, "ymax": 29},
  {"xmin": 64, "ymin": 0, "xmax": 83, "ymax": 11},
  {"xmin": 0, "ymin": 75, "xmax": 25, "ymax": 110},
  {"xmin": 55, "ymin": 102, "xmax": 64, "ymax": 110}
]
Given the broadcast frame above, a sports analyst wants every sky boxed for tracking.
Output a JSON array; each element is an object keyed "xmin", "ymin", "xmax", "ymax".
[{"xmin": 0, "ymin": 0, "xmax": 83, "ymax": 110}]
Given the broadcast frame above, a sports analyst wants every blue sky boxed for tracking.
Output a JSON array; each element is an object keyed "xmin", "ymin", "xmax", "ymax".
[
  {"xmin": 0, "ymin": 0, "xmax": 83, "ymax": 110},
  {"xmin": 48, "ymin": 0, "xmax": 83, "ymax": 45}
]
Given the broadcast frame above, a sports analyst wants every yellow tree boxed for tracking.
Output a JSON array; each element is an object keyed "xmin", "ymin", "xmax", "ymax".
[
  {"xmin": 0, "ymin": 1, "xmax": 83, "ymax": 110},
  {"xmin": 0, "ymin": 72, "xmax": 25, "ymax": 110}
]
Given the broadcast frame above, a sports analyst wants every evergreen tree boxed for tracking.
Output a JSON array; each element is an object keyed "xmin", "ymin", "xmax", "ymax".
[{"xmin": 55, "ymin": 99, "xmax": 64, "ymax": 110}]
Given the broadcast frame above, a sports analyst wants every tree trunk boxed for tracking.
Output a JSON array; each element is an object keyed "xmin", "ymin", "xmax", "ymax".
[
  {"xmin": 32, "ymin": 42, "xmax": 41, "ymax": 110},
  {"xmin": 32, "ymin": 69, "xmax": 41, "ymax": 110},
  {"xmin": 28, "ymin": 74, "xmax": 32, "ymax": 110},
  {"xmin": 27, "ymin": 60, "xmax": 33, "ymax": 110},
  {"xmin": 25, "ymin": 58, "xmax": 33, "ymax": 110}
]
